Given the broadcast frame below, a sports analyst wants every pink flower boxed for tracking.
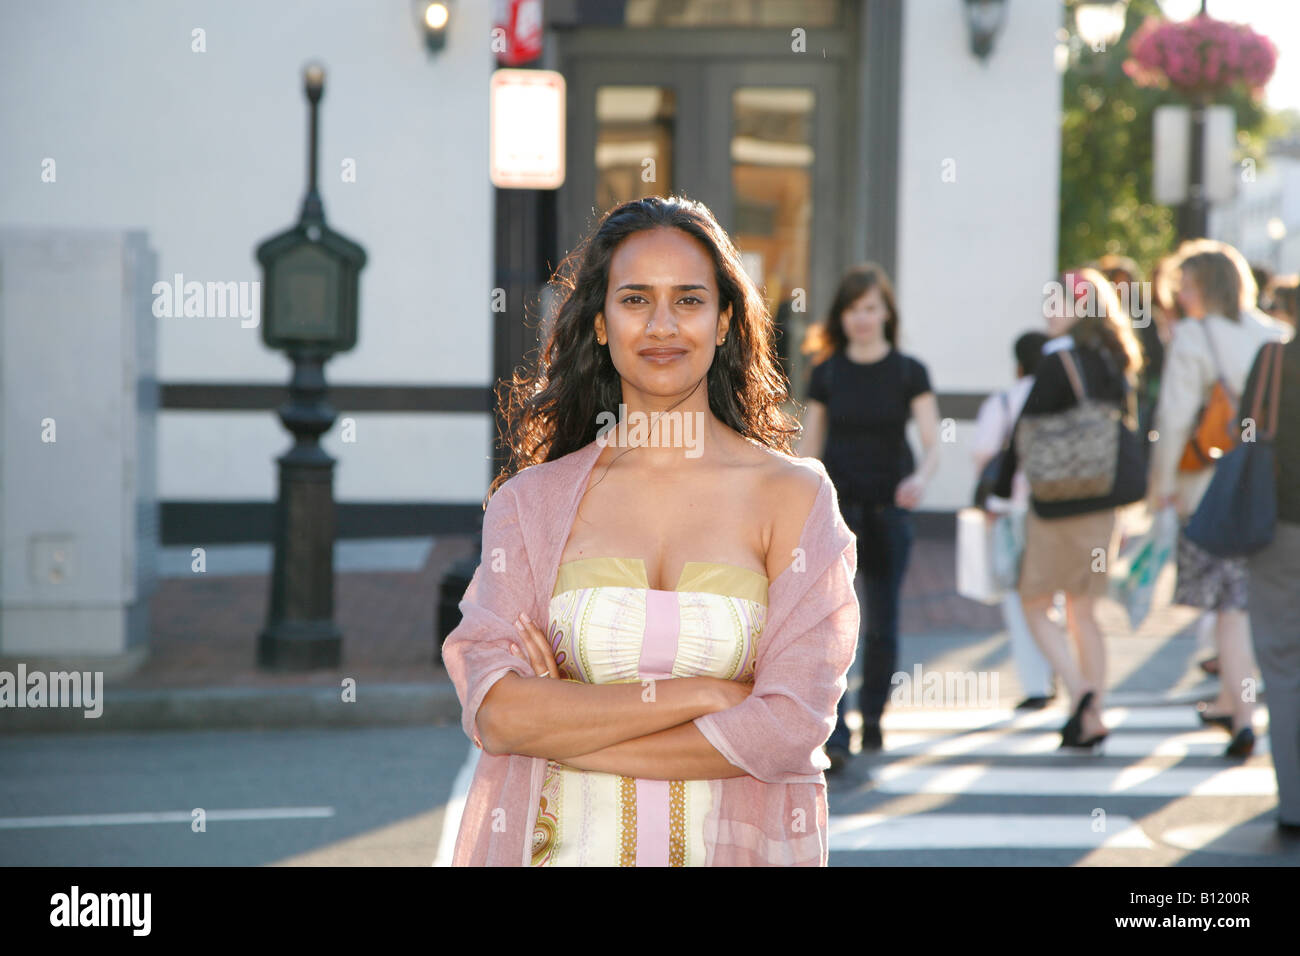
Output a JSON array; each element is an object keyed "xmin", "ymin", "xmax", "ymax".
[{"xmin": 1122, "ymin": 13, "xmax": 1275, "ymax": 94}]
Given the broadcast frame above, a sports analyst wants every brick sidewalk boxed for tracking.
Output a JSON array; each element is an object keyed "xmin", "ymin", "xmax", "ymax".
[
  {"xmin": 116, "ymin": 532, "xmax": 1182, "ymax": 690},
  {"xmin": 116, "ymin": 535, "xmax": 479, "ymax": 690}
]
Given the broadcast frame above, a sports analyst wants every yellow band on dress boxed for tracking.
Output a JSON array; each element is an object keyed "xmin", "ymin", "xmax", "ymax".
[
  {"xmin": 552, "ymin": 555, "xmax": 768, "ymax": 606},
  {"xmin": 677, "ymin": 562, "xmax": 768, "ymax": 606},
  {"xmin": 553, "ymin": 556, "xmax": 647, "ymax": 596}
]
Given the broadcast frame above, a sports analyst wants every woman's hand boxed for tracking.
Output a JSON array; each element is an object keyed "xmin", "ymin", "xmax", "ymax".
[
  {"xmin": 510, "ymin": 611, "xmax": 560, "ymax": 679},
  {"xmin": 895, "ymin": 473, "xmax": 926, "ymax": 510}
]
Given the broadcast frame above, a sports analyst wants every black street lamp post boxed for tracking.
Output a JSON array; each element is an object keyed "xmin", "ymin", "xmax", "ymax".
[
  {"xmin": 1181, "ymin": 95, "xmax": 1210, "ymax": 239},
  {"xmin": 255, "ymin": 63, "xmax": 367, "ymax": 671},
  {"xmin": 1179, "ymin": 0, "xmax": 1212, "ymax": 240}
]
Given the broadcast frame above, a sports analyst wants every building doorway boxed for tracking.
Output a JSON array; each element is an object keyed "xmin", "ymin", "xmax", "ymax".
[{"xmin": 558, "ymin": 46, "xmax": 847, "ymax": 397}]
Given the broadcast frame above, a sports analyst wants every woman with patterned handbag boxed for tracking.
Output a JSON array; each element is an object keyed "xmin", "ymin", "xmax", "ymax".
[
  {"xmin": 992, "ymin": 269, "xmax": 1145, "ymax": 750},
  {"xmin": 1148, "ymin": 248, "xmax": 1285, "ymax": 758}
]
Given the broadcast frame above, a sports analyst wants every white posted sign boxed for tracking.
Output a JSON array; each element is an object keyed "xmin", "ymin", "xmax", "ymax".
[
  {"xmin": 1153, "ymin": 104, "xmax": 1237, "ymax": 205},
  {"xmin": 490, "ymin": 69, "xmax": 566, "ymax": 189}
]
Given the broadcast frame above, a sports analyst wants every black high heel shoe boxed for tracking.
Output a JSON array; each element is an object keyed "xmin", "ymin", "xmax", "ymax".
[
  {"xmin": 1224, "ymin": 725, "xmax": 1255, "ymax": 759},
  {"xmin": 1196, "ymin": 701, "xmax": 1234, "ymax": 733},
  {"xmin": 1060, "ymin": 691, "xmax": 1108, "ymax": 750}
]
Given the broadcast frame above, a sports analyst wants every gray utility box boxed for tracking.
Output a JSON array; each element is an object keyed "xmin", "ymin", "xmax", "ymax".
[{"xmin": 0, "ymin": 228, "xmax": 158, "ymax": 671}]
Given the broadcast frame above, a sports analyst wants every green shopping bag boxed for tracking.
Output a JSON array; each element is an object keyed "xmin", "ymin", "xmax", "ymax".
[{"xmin": 1109, "ymin": 507, "xmax": 1178, "ymax": 631}]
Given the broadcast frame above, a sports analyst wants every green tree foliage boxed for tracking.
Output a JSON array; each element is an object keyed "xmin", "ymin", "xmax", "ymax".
[{"xmin": 1059, "ymin": 0, "xmax": 1275, "ymax": 276}]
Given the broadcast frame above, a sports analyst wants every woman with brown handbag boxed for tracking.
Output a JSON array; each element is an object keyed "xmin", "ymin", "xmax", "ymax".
[
  {"xmin": 991, "ymin": 269, "xmax": 1145, "ymax": 750},
  {"xmin": 1149, "ymin": 247, "xmax": 1285, "ymax": 758}
]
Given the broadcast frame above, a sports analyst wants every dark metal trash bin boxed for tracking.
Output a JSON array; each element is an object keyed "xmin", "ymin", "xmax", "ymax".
[{"xmin": 436, "ymin": 544, "xmax": 481, "ymax": 665}]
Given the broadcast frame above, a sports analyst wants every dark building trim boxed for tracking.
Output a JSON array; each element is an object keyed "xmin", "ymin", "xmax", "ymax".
[
  {"xmin": 162, "ymin": 501, "xmax": 953, "ymax": 545},
  {"xmin": 161, "ymin": 501, "xmax": 485, "ymax": 545},
  {"xmin": 159, "ymin": 383, "xmax": 491, "ymax": 412},
  {"xmin": 858, "ymin": 0, "xmax": 902, "ymax": 276},
  {"xmin": 160, "ymin": 382, "xmax": 990, "ymax": 418},
  {"xmin": 936, "ymin": 392, "xmax": 991, "ymax": 420},
  {"xmin": 911, "ymin": 510, "xmax": 957, "ymax": 539}
]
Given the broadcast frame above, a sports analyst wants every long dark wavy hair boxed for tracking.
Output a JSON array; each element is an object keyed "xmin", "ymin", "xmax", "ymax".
[
  {"xmin": 487, "ymin": 194, "xmax": 800, "ymax": 501},
  {"xmin": 800, "ymin": 262, "xmax": 899, "ymax": 366}
]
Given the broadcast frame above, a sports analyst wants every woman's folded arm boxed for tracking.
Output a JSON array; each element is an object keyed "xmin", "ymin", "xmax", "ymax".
[
  {"xmin": 553, "ymin": 720, "xmax": 751, "ymax": 780},
  {"xmin": 477, "ymin": 672, "xmax": 729, "ymax": 759}
]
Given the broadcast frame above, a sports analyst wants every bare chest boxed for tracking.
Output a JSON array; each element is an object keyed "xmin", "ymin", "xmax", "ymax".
[{"xmin": 558, "ymin": 471, "xmax": 770, "ymax": 590}]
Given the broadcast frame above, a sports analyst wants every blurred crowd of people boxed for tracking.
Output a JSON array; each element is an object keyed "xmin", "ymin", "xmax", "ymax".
[
  {"xmin": 799, "ymin": 242, "xmax": 1298, "ymax": 837},
  {"xmin": 978, "ymin": 240, "xmax": 1298, "ymax": 836}
]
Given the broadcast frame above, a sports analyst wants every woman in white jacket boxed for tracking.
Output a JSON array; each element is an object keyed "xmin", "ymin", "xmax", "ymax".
[{"xmin": 1149, "ymin": 246, "xmax": 1285, "ymax": 758}]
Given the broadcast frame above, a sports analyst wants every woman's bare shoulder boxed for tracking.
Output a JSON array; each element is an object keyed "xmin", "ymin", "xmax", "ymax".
[
  {"xmin": 748, "ymin": 447, "xmax": 824, "ymax": 577},
  {"xmin": 763, "ymin": 452, "xmax": 823, "ymax": 500}
]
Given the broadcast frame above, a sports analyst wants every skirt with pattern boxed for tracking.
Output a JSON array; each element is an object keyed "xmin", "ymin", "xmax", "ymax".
[{"xmin": 1173, "ymin": 521, "xmax": 1249, "ymax": 611}]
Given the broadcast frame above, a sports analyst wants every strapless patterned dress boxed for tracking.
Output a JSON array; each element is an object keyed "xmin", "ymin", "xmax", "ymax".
[{"xmin": 530, "ymin": 556, "xmax": 768, "ymax": 867}]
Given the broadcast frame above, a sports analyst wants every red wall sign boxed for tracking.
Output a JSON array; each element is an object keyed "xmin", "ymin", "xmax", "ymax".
[{"xmin": 494, "ymin": 0, "xmax": 543, "ymax": 66}]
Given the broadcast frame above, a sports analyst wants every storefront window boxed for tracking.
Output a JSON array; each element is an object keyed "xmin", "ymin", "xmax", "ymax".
[{"xmin": 595, "ymin": 86, "xmax": 676, "ymax": 215}]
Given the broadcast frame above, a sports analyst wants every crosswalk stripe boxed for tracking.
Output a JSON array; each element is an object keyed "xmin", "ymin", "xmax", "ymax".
[
  {"xmin": 881, "ymin": 729, "xmax": 1271, "ymax": 758},
  {"xmin": 870, "ymin": 763, "xmax": 1277, "ymax": 797},
  {"xmin": 879, "ymin": 706, "xmax": 1269, "ymax": 732},
  {"xmin": 830, "ymin": 703, "xmax": 1280, "ymax": 854},
  {"xmin": 827, "ymin": 813, "xmax": 1153, "ymax": 850}
]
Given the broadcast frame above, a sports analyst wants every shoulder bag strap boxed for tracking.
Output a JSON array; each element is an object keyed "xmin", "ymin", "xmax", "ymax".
[
  {"xmin": 1198, "ymin": 319, "xmax": 1239, "ymax": 405},
  {"xmin": 1264, "ymin": 342, "xmax": 1284, "ymax": 441},
  {"xmin": 1058, "ymin": 348, "xmax": 1087, "ymax": 402},
  {"xmin": 998, "ymin": 390, "xmax": 1013, "ymax": 448}
]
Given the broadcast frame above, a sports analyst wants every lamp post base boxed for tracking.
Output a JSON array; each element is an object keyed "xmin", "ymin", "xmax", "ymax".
[
  {"xmin": 258, "ymin": 351, "xmax": 343, "ymax": 673},
  {"xmin": 258, "ymin": 619, "xmax": 342, "ymax": 671}
]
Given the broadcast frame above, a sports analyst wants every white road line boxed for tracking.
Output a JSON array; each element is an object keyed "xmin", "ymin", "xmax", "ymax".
[
  {"xmin": 882, "ymin": 730, "xmax": 1271, "ymax": 758},
  {"xmin": 0, "ymin": 807, "xmax": 335, "ymax": 829},
  {"xmin": 871, "ymin": 763, "xmax": 1278, "ymax": 797},
  {"xmin": 433, "ymin": 745, "xmax": 480, "ymax": 867},
  {"xmin": 828, "ymin": 813, "xmax": 1153, "ymax": 850}
]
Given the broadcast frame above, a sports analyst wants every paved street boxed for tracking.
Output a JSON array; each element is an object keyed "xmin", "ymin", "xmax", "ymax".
[
  {"xmin": 3, "ymin": 541, "xmax": 1294, "ymax": 867},
  {"xmin": 6, "ymin": 695, "xmax": 1294, "ymax": 866},
  {"xmin": 0, "ymin": 726, "xmax": 463, "ymax": 866}
]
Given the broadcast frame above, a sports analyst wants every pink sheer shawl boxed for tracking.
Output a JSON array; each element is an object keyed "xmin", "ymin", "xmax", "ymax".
[{"xmin": 441, "ymin": 438, "xmax": 859, "ymax": 865}]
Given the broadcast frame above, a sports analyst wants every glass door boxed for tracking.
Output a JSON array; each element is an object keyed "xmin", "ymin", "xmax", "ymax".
[
  {"xmin": 703, "ymin": 61, "xmax": 839, "ymax": 396},
  {"xmin": 561, "ymin": 58, "xmax": 708, "ymax": 249}
]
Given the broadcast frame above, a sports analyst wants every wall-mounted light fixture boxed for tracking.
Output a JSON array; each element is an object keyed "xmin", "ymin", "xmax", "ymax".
[
  {"xmin": 415, "ymin": 1, "xmax": 451, "ymax": 54},
  {"xmin": 963, "ymin": 0, "xmax": 1008, "ymax": 62}
]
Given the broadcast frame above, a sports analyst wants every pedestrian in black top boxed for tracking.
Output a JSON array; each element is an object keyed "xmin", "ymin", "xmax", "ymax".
[
  {"xmin": 992, "ymin": 268, "xmax": 1145, "ymax": 751},
  {"xmin": 798, "ymin": 263, "xmax": 940, "ymax": 765}
]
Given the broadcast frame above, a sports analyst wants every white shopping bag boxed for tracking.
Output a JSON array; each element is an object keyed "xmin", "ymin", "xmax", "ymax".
[{"xmin": 957, "ymin": 507, "xmax": 1004, "ymax": 605}]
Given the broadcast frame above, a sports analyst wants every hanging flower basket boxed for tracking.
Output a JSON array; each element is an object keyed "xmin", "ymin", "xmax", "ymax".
[{"xmin": 1123, "ymin": 14, "xmax": 1277, "ymax": 98}]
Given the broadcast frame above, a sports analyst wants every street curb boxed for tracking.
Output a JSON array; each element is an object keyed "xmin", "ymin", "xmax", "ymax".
[{"xmin": 0, "ymin": 682, "xmax": 465, "ymax": 734}]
